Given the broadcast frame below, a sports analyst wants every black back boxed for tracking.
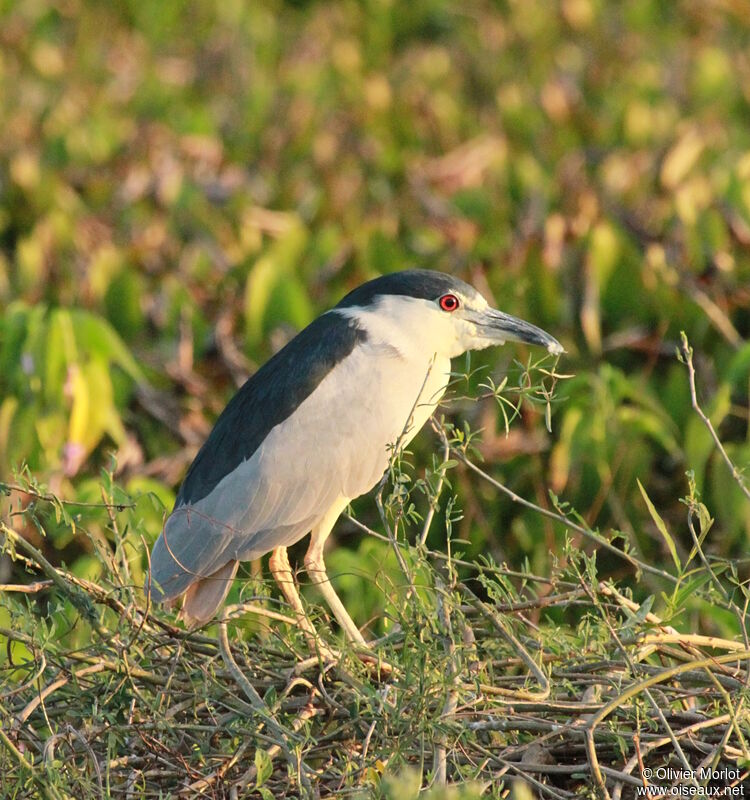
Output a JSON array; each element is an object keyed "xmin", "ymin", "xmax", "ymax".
[{"xmin": 176, "ymin": 312, "xmax": 367, "ymax": 506}]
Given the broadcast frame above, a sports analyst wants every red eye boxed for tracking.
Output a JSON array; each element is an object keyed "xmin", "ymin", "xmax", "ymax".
[{"xmin": 439, "ymin": 293, "xmax": 459, "ymax": 312}]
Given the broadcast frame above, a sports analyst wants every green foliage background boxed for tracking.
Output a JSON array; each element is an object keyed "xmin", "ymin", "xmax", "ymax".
[{"xmin": 2, "ymin": 0, "xmax": 750, "ymax": 653}]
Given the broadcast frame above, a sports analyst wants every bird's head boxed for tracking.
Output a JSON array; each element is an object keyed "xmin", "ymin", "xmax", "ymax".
[{"xmin": 336, "ymin": 270, "xmax": 564, "ymax": 360}]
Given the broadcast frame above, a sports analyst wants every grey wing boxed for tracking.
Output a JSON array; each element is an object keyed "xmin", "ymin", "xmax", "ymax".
[{"xmin": 148, "ymin": 420, "xmax": 344, "ymax": 602}]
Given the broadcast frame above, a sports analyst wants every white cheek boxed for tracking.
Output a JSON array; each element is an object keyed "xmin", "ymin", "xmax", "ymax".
[{"xmin": 451, "ymin": 319, "xmax": 489, "ymax": 356}]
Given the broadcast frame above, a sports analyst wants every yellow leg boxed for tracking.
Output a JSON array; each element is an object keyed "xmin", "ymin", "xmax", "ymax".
[
  {"xmin": 304, "ymin": 521, "xmax": 368, "ymax": 647},
  {"xmin": 269, "ymin": 546, "xmax": 335, "ymax": 658}
]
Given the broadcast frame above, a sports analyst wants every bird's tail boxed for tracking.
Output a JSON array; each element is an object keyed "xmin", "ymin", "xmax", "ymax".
[{"xmin": 178, "ymin": 559, "xmax": 239, "ymax": 628}]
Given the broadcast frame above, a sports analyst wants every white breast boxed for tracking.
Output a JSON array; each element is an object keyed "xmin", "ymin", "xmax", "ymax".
[{"xmin": 293, "ymin": 336, "xmax": 450, "ymax": 498}]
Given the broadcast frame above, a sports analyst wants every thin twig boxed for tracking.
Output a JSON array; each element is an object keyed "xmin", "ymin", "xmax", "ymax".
[
  {"xmin": 455, "ymin": 452, "xmax": 679, "ymax": 584},
  {"xmin": 217, "ymin": 611, "xmax": 313, "ymax": 796},
  {"xmin": 680, "ymin": 332, "xmax": 750, "ymax": 502},
  {"xmin": 1, "ymin": 523, "xmax": 105, "ymax": 635},
  {"xmin": 0, "ymin": 481, "xmax": 135, "ymax": 510}
]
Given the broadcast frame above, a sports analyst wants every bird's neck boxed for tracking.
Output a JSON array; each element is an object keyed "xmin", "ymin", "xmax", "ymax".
[{"xmin": 334, "ymin": 297, "xmax": 458, "ymax": 363}]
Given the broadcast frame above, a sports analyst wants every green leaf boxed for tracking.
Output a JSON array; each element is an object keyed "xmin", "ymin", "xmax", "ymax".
[
  {"xmin": 588, "ymin": 221, "xmax": 620, "ymax": 293},
  {"xmin": 244, "ymin": 221, "xmax": 310, "ymax": 348},
  {"xmin": 266, "ymin": 275, "xmax": 314, "ymax": 332},
  {"xmin": 254, "ymin": 748, "xmax": 273, "ymax": 788},
  {"xmin": 69, "ymin": 309, "xmax": 144, "ymax": 382},
  {"xmin": 105, "ymin": 269, "xmax": 145, "ymax": 339},
  {"xmin": 637, "ymin": 479, "xmax": 681, "ymax": 571},
  {"xmin": 45, "ymin": 309, "xmax": 77, "ymax": 405},
  {"xmin": 620, "ymin": 594, "xmax": 654, "ymax": 632},
  {"xmin": 670, "ymin": 571, "xmax": 713, "ymax": 611}
]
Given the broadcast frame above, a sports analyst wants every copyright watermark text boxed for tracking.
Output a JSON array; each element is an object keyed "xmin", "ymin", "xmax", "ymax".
[{"xmin": 637, "ymin": 767, "xmax": 745, "ymax": 797}]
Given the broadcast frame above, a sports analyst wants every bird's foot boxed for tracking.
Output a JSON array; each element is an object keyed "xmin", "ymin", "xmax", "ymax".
[
  {"xmin": 293, "ymin": 636, "xmax": 394, "ymax": 680},
  {"xmin": 354, "ymin": 649, "xmax": 394, "ymax": 679}
]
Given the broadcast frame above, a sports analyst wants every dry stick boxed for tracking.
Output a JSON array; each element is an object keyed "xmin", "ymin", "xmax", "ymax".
[
  {"xmin": 612, "ymin": 714, "xmax": 744, "ymax": 800},
  {"xmin": 43, "ymin": 724, "xmax": 105, "ymax": 800},
  {"xmin": 602, "ymin": 578, "xmax": 736, "ymax": 658},
  {"xmin": 586, "ymin": 649, "xmax": 750, "ymax": 797},
  {"xmin": 633, "ymin": 733, "xmax": 648, "ymax": 795},
  {"xmin": 695, "ymin": 716, "xmax": 748, "ymax": 793},
  {"xmin": 576, "ymin": 575, "xmax": 698, "ymax": 798},
  {"xmin": 432, "ymin": 574, "xmax": 460, "ymax": 785},
  {"xmin": 0, "ymin": 580, "xmax": 54, "ymax": 593},
  {"xmin": 701, "ymin": 669, "xmax": 750, "ymax": 762},
  {"xmin": 0, "ymin": 727, "xmax": 65, "ymax": 800},
  {"xmin": 628, "ymin": 633, "xmax": 748, "ymax": 653},
  {"xmin": 180, "ymin": 676, "xmax": 320, "ymax": 795},
  {"xmin": 485, "ymin": 752, "xmax": 573, "ymax": 800},
  {"xmin": 505, "ymin": 760, "xmax": 644, "ymax": 787},
  {"xmin": 180, "ymin": 741, "xmax": 252, "ymax": 795},
  {"xmin": 233, "ymin": 698, "xmax": 320, "ymax": 795},
  {"xmin": 680, "ymin": 335, "xmax": 750, "ymax": 667},
  {"xmin": 460, "ymin": 581, "xmax": 550, "ymax": 701},
  {"xmin": 217, "ymin": 612, "xmax": 313, "ymax": 797},
  {"xmin": 599, "ymin": 582, "xmax": 680, "ymax": 639},
  {"xmin": 223, "ymin": 601, "xmax": 298, "ymax": 626},
  {"xmin": 1, "ymin": 645, "xmax": 169, "ymax": 695},
  {"xmin": 14, "ymin": 663, "xmax": 106, "ymax": 730},
  {"xmin": 598, "ymin": 584, "xmax": 730, "ymax": 670},
  {"xmin": 475, "ymin": 587, "xmax": 587, "ymax": 614}
]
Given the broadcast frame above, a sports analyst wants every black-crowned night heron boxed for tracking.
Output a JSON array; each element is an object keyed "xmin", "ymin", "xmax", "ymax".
[{"xmin": 147, "ymin": 270, "xmax": 563, "ymax": 645}]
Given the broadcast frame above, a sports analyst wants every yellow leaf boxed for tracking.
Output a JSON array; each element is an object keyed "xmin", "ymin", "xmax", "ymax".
[
  {"xmin": 661, "ymin": 129, "xmax": 704, "ymax": 190},
  {"xmin": 67, "ymin": 364, "xmax": 89, "ymax": 453},
  {"xmin": 65, "ymin": 360, "xmax": 125, "ymax": 475}
]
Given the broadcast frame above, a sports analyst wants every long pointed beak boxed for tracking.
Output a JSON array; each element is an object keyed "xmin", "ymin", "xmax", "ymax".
[{"xmin": 472, "ymin": 309, "xmax": 565, "ymax": 355}]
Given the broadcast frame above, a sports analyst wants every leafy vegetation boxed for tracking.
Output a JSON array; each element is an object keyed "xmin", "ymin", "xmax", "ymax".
[{"xmin": 1, "ymin": 0, "xmax": 750, "ymax": 797}]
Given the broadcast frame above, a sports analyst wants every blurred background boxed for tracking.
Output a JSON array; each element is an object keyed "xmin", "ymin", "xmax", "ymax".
[{"xmin": 1, "ymin": 0, "xmax": 749, "ymax": 630}]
